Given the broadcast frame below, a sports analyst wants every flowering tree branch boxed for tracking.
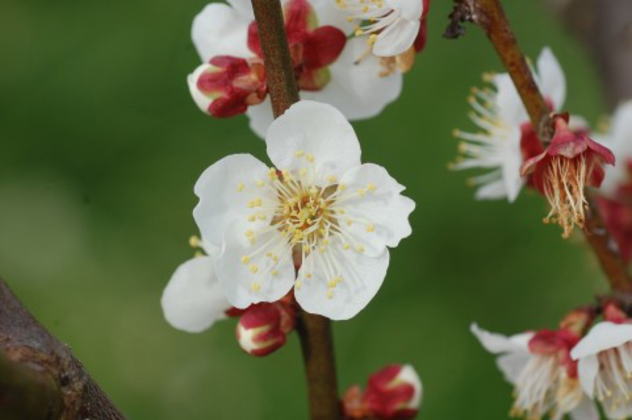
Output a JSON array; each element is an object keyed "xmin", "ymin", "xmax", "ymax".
[
  {"xmin": 250, "ymin": 1, "xmax": 341, "ymax": 419},
  {"xmin": 0, "ymin": 278, "xmax": 124, "ymax": 419},
  {"xmin": 444, "ymin": 0, "xmax": 632, "ymax": 292}
]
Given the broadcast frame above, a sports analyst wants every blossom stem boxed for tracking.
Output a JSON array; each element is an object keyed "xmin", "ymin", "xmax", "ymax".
[
  {"xmin": 445, "ymin": 0, "xmax": 632, "ymax": 292},
  {"xmin": 250, "ymin": 1, "xmax": 341, "ymax": 418}
]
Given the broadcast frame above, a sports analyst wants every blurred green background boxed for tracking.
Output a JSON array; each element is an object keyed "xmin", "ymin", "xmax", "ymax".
[{"xmin": 0, "ymin": 0, "xmax": 609, "ymax": 418}]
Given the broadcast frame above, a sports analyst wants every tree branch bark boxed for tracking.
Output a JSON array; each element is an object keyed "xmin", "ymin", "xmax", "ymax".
[
  {"xmin": 444, "ymin": 0, "xmax": 632, "ymax": 292},
  {"xmin": 0, "ymin": 278, "xmax": 124, "ymax": 419},
  {"xmin": 250, "ymin": 1, "xmax": 341, "ymax": 419}
]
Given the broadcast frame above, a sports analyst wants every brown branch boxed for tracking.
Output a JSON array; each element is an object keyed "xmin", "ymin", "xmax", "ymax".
[
  {"xmin": 444, "ymin": 0, "xmax": 632, "ymax": 292},
  {"xmin": 0, "ymin": 278, "xmax": 125, "ymax": 419},
  {"xmin": 250, "ymin": 1, "xmax": 340, "ymax": 419}
]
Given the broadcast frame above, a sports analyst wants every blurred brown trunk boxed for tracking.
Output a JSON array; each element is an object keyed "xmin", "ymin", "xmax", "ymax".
[
  {"xmin": 547, "ymin": 0, "xmax": 632, "ymax": 107},
  {"xmin": 0, "ymin": 279, "xmax": 124, "ymax": 419}
]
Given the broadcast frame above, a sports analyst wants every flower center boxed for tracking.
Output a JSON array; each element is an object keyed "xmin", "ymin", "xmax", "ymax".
[
  {"xmin": 541, "ymin": 155, "xmax": 588, "ymax": 238},
  {"xmin": 594, "ymin": 344, "xmax": 632, "ymax": 413}
]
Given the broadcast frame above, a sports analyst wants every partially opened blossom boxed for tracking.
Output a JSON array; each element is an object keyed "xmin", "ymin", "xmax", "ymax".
[
  {"xmin": 161, "ymin": 240, "xmax": 231, "ymax": 333},
  {"xmin": 189, "ymin": 0, "xmax": 402, "ymax": 137},
  {"xmin": 193, "ymin": 100, "xmax": 414, "ymax": 320},
  {"xmin": 343, "ymin": 364, "xmax": 422, "ymax": 419},
  {"xmin": 471, "ymin": 323, "xmax": 598, "ymax": 420},
  {"xmin": 335, "ymin": 0, "xmax": 430, "ymax": 74},
  {"xmin": 596, "ymin": 101, "xmax": 632, "ymax": 262},
  {"xmin": 452, "ymin": 47, "xmax": 566, "ymax": 202},
  {"xmin": 521, "ymin": 114, "xmax": 614, "ymax": 238}
]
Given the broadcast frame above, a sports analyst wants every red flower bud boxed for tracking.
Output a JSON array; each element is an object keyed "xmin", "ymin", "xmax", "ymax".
[
  {"xmin": 236, "ymin": 302, "xmax": 295, "ymax": 357},
  {"xmin": 362, "ymin": 364, "xmax": 422, "ymax": 419},
  {"xmin": 521, "ymin": 114, "xmax": 615, "ymax": 238}
]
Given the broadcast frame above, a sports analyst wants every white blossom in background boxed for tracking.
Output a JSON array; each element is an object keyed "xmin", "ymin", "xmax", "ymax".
[
  {"xmin": 188, "ymin": 0, "xmax": 402, "ymax": 138},
  {"xmin": 161, "ymin": 241, "xmax": 231, "ymax": 333},
  {"xmin": 193, "ymin": 100, "xmax": 414, "ymax": 320},
  {"xmin": 452, "ymin": 47, "xmax": 567, "ymax": 202},
  {"xmin": 471, "ymin": 324, "xmax": 598, "ymax": 420},
  {"xmin": 598, "ymin": 101, "xmax": 632, "ymax": 196},
  {"xmin": 334, "ymin": 0, "xmax": 425, "ymax": 57},
  {"xmin": 571, "ymin": 321, "xmax": 632, "ymax": 419}
]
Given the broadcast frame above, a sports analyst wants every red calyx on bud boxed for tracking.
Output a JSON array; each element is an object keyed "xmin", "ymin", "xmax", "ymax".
[
  {"xmin": 559, "ymin": 306, "xmax": 596, "ymax": 336},
  {"xmin": 603, "ymin": 300, "xmax": 628, "ymax": 323},
  {"xmin": 363, "ymin": 365, "xmax": 421, "ymax": 419},
  {"xmin": 195, "ymin": 56, "xmax": 267, "ymax": 118},
  {"xmin": 520, "ymin": 114, "xmax": 615, "ymax": 238},
  {"xmin": 528, "ymin": 329, "xmax": 580, "ymax": 378},
  {"xmin": 597, "ymin": 160, "xmax": 632, "ymax": 263},
  {"xmin": 248, "ymin": 0, "xmax": 346, "ymax": 91},
  {"xmin": 236, "ymin": 300, "xmax": 296, "ymax": 357}
]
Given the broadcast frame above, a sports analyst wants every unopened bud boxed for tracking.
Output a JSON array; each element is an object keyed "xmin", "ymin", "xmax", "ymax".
[
  {"xmin": 363, "ymin": 364, "xmax": 422, "ymax": 419},
  {"xmin": 236, "ymin": 302, "xmax": 295, "ymax": 357},
  {"xmin": 559, "ymin": 306, "xmax": 595, "ymax": 335},
  {"xmin": 603, "ymin": 300, "xmax": 628, "ymax": 323}
]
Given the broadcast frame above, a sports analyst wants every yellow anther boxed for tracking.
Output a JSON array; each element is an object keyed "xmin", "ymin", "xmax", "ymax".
[
  {"xmin": 326, "ymin": 290, "xmax": 334, "ymax": 299},
  {"xmin": 256, "ymin": 180, "xmax": 265, "ymax": 187},
  {"xmin": 257, "ymin": 213, "xmax": 267, "ymax": 220},
  {"xmin": 356, "ymin": 245, "xmax": 365, "ymax": 253},
  {"xmin": 366, "ymin": 224, "xmax": 375, "ymax": 233},
  {"xmin": 355, "ymin": 28, "xmax": 364, "ymax": 37},
  {"xmin": 337, "ymin": 208, "xmax": 346, "ymax": 215},
  {"xmin": 245, "ymin": 230, "xmax": 255, "ymax": 238},
  {"xmin": 346, "ymin": 219, "xmax": 353, "ymax": 226},
  {"xmin": 250, "ymin": 282, "xmax": 261, "ymax": 292},
  {"xmin": 367, "ymin": 34, "xmax": 377, "ymax": 45},
  {"xmin": 327, "ymin": 175, "xmax": 337, "ymax": 183},
  {"xmin": 295, "ymin": 280, "xmax": 303, "ymax": 289},
  {"xmin": 268, "ymin": 168, "xmax": 278, "ymax": 179},
  {"xmin": 327, "ymin": 279, "xmax": 337, "ymax": 288},
  {"xmin": 194, "ymin": 250, "xmax": 204, "ymax": 258},
  {"xmin": 306, "ymin": 273, "xmax": 313, "ymax": 279},
  {"xmin": 295, "ymin": 150, "xmax": 305, "ymax": 157},
  {"xmin": 306, "ymin": 153, "xmax": 315, "ymax": 163},
  {"xmin": 299, "ymin": 168, "xmax": 308, "ymax": 177},
  {"xmin": 271, "ymin": 270, "xmax": 279, "ymax": 276},
  {"xmin": 343, "ymin": 243, "xmax": 351, "ymax": 250},
  {"xmin": 357, "ymin": 189, "xmax": 367, "ymax": 197},
  {"xmin": 338, "ymin": 184, "xmax": 347, "ymax": 191},
  {"xmin": 236, "ymin": 183, "xmax": 245, "ymax": 192},
  {"xmin": 367, "ymin": 183, "xmax": 377, "ymax": 192},
  {"xmin": 247, "ymin": 198, "xmax": 262, "ymax": 208},
  {"xmin": 248, "ymin": 264, "xmax": 259, "ymax": 274},
  {"xmin": 452, "ymin": 128, "xmax": 461, "ymax": 137},
  {"xmin": 241, "ymin": 256, "xmax": 250, "ymax": 264},
  {"xmin": 247, "ymin": 215, "xmax": 256, "ymax": 222},
  {"xmin": 189, "ymin": 235, "xmax": 201, "ymax": 248}
]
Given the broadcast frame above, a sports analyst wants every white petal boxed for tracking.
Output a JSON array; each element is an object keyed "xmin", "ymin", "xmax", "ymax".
[
  {"xmin": 216, "ymin": 221, "xmax": 295, "ymax": 309},
  {"xmin": 570, "ymin": 322, "xmax": 632, "ymax": 359},
  {"xmin": 336, "ymin": 163, "xmax": 414, "ymax": 255},
  {"xmin": 266, "ymin": 100, "xmax": 361, "ymax": 178},
  {"xmin": 577, "ymin": 355, "xmax": 599, "ymax": 399},
  {"xmin": 474, "ymin": 179, "xmax": 509, "ymax": 200},
  {"xmin": 603, "ymin": 399, "xmax": 632, "ymax": 419},
  {"xmin": 192, "ymin": 3, "xmax": 251, "ymax": 62},
  {"xmin": 226, "ymin": 0, "xmax": 254, "ymax": 20},
  {"xmin": 295, "ymin": 246, "xmax": 389, "ymax": 320},
  {"xmin": 569, "ymin": 398, "xmax": 599, "ymax": 420},
  {"xmin": 470, "ymin": 323, "xmax": 533, "ymax": 354},
  {"xmin": 398, "ymin": 365, "xmax": 423, "ymax": 409},
  {"xmin": 193, "ymin": 154, "xmax": 272, "ymax": 249},
  {"xmin": 246, "ymin": 99, "xmax": 274, "ymax": 140},
  {"xmin": 497, "ymin": 352, "xmax": 531, "ymax": 385},
  {"xmin": 187, "ymin": 63, "xmax": 214, "ymax": 115},
  {"xmin": 493, "ymin": 73, "xmax": 528, "ymax": 126},
  {"xmin": 501, "ymin": 125, "xmax": 525, "ymax": 202},
  {"xmin": 373, "ymin": 17, "xmax": 420, "ymax": 57},
  {"xmin": 386, "ymin": 0, "xmax": 424, "ymax": 20},
  {"xmin": 602, "ymin": 101, "xmax": 632, "ymax": 195},
  {"xmin": 161, "ymin": 256, "xmax": 230, "ymax": 333},
  {"xmin": 311, "ymin": 0, "xmax": 355, "ymax": 33},
  {"xmin": 536, "ymin": 47, "xmax": 566, "ymax": 110},
  {"xmin": 305, "ymin": 37, "xmax": 402, "ymax": 120}
]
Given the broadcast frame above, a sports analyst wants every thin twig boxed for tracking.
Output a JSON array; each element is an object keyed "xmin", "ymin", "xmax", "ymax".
[
  {"xmin": 444, "ymin": 0, "xmax": 632, "ymax": 292},
  {"xmin": 250, "ymin": 1, "xmax": 341, "ymax": 419},
  {"xmin": 0, "ymin": 279, "xmax": 125, "ymax": 419}
]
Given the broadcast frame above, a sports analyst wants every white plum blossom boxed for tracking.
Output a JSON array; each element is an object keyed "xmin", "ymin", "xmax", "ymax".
[
  {"xmin": 193, "ymin": 100, "xmax": 414, "ymax": 320},
  {"xmin": 161, "ymin": 242, "xmax": 231, "ymax": 333},
  {"xmin": 471, "ymin": 324, "xmax": 599, "ymax": 420},
  {"xmin": 571, "ymin": 322, "xmax": 632, "ymax": 419},
  {"xmin": 452, "ymin": 47, "xmax": 567, "ymax": 202},
  {"xmin": 188, "ymin": 0, "xmax": 402, "ymax": 138},
  {"xmin": 598, "ymin": 101, "xmax": 632, "ymax": 196},
  {"xmin": 334, "ymin": 0, "xmax": 425, "ymax": 57}
]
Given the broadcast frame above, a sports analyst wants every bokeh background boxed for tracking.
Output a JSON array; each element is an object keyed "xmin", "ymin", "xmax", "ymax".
[{"xmin": 0, "ymin": 0, "xmax": 609, "ymax": 418}]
